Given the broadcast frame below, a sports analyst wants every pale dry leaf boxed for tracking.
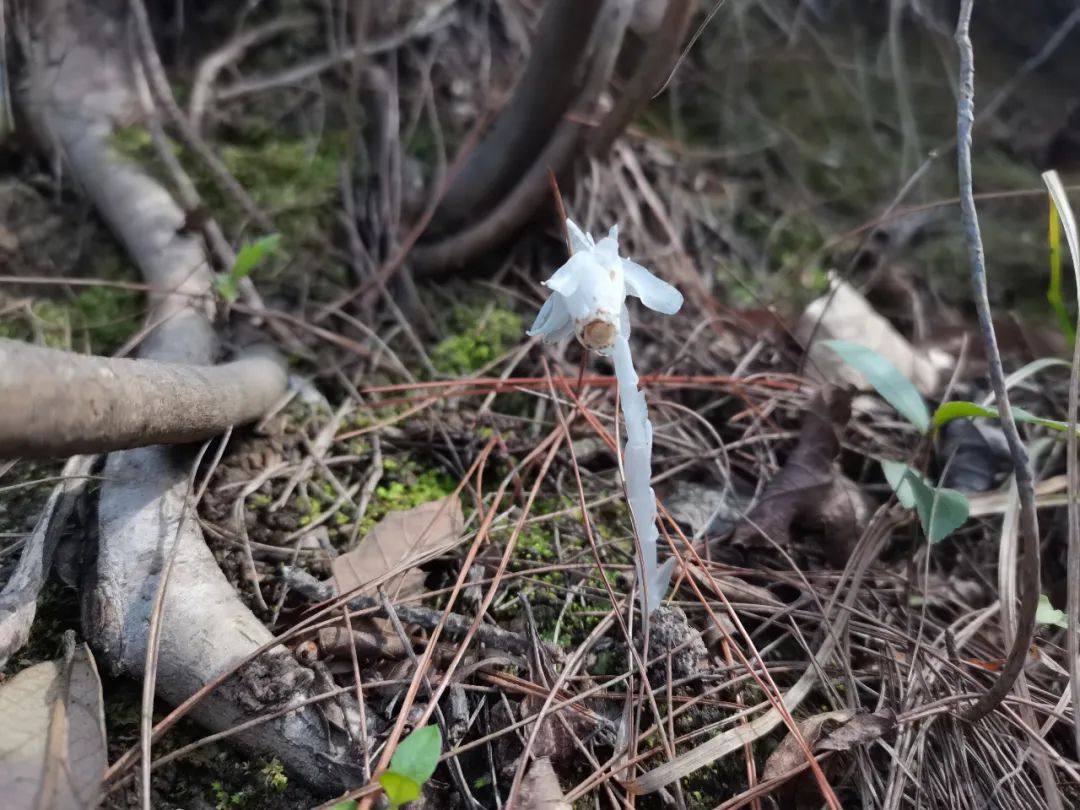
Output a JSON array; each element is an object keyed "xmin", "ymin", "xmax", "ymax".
[
  {"xmin": 519, "ymin": 757, "xmax": 570, "ymax": 810},
  {"xmin": 762, "ymin": 707, "xmax": 895, "ymax": 783},
  {"xmin": 333, "ymin": 495, "xmax": 463, "ymax": 599},
  {"xmin": 762, "ymin": 709, "xmax": 854, "ymax": 783},
  {"xmin": 0, "ymin": 643, "xmax": 108, "ymax": 810},
  {"xmin": 816, "ymin": 708, "xmax": 896, "ymax": 752},
  {"xmin": 797, "ymin": 275, "xmax": 947, "ymax": 396}
]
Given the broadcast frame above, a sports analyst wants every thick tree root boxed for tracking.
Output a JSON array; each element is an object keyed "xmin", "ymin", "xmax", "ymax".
[
  {"xmin": 0, "ymin": 340, "xmax": 287, "ymax": 458},
  {"xmin": 24, "ymin": 0, "xmax": 362, "ymax": 793}
]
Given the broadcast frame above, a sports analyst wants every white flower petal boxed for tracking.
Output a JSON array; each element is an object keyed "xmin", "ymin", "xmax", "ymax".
[
  {"xmin": 543, "ymin": 251, "xmax": 595, "ymax": 296},
  {"xmin": 566, "ymin": 218, "xmax": 592, "ymax": 254},
  {"xmin": 527, "ymin": 292, "xmax": 571, "ymax": 339},
  {"xmin": 608, "ymin": 224, "xmax": 619, "ymax": 243},
  {"xmin": 622, "ymin": 259, "xmax": 684, "ymax": 315}
]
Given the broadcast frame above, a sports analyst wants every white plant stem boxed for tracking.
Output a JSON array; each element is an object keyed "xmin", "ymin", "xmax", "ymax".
[{"xmin": 613, "ymin": 335, "xmax": 676, "ymax": 616}]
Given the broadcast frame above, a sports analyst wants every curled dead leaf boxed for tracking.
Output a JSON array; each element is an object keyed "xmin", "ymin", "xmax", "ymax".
[
  {"xmin": 734, "ymin": 387, "xmax": 870, "ymax": 564},
  {"xmin": 762, "ymin": 707, "xmax": 896, "ymax": 805}
]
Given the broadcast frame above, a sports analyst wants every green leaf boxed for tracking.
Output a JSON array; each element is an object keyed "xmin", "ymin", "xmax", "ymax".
[
  {"xmin": 881, "ymin": 460, "xmax": 970, "ymax": 543},
  {"xmin": 388, "ymin": 725, "xmax": 442, "ymax": 785},
  {"xmin": 328, "ymin": 803, "xmax": 358, "ymax": 810},
  {"xmin": 822, "ymin": 340, "xmax": 930, "ymax": 432},
  {"xmin": 931, "ymin": 401, "xmax": 997, "ymax": 429},
  {"xmin": 1036, "ymin": 594, "xmax": 1068, "ymax": 629},
  {"xmin": 1047, "ymin": 196, "xmax": 1075, "ymax": 344},
  {"xmin": 379, "ymin": 772, "xmax": 421, "ymax": 808},
  {"xmin": 214, "ymin": 233, "xmax": 282, "ymax": 302},
  {"xmin": 932, "ymin": 400, "xmax": 1080, "ymax": 434}
]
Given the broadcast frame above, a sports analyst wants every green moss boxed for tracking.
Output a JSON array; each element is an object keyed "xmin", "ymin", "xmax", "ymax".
[
  {"xmin": 432, "ymin": 306, "xmax": 524, "ymax": 374},
  {"xmin": 69, "ymin": 285, "xmax": 142, "ymax": 351},
  {"xmin": 261, "ymin": 759, "xmax": 288, "ymax": 792},
  {"xmin": 353, "ymin": 463, "xmax": 455, "ymax": 537},
  {"xmin": 220, "ymin": 136, "xmax": 343, "ymax": 222},
  {"xmin": 109, "ymin": 123, "xmax": 345, "ymax": 250},
  {"xmin": 518, "ymin": 528, "xmax": 556, "ymax": 561}
]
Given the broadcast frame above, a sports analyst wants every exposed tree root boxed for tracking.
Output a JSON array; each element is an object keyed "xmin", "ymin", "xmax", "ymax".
[
  {"xmin": 0, "ymin": 340, "xmax": 287, "ymax": 458},
  {"xmin": 23, "ymin": 0, "xmax": 361, "ymax": 794}
]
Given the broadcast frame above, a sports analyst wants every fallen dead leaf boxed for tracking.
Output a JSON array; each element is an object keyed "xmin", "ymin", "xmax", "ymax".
[
  {"xmin": 733, "ymin": 387, "xmax": 870, "ymax": 564},
  {"xmin": 764, "ymin": 707, "xmax": 895, "ymax": 778},
  {"xmin": 333, "ymin": 495, "xmax": 464, "ymax": 599},
  {"xmin": 816, "ymin": 707, "xmax": 896, "ymax": 752},
  {"xmin": 519, "ymin": 757, "xmax": 570, "ymax": 810},
  {"xmin": 762, "ymin": 709, "xmax": 855, "ymax": 784},
  {"xmin": 0, "ymin": 637, "xmax": 108, "ymax": 810},
  {"xmin": 798, "ymin": 275, "xmax": 948, "ymax": 396}
]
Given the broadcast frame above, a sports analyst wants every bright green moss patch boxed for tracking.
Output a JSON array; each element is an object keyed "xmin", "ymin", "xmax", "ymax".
[{"xmin": 432, "ymin": 306, "xmax": 524, "ymax": 374}]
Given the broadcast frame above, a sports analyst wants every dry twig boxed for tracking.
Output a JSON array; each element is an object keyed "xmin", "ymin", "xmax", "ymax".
[{"xmin": 953, "ymin": 0, "xmax": 1040, "ymax": 724}]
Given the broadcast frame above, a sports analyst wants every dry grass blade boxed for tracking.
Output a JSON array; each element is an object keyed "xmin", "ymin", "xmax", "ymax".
[
  {"xmin": 332, "ymin": 494, "xmax": 463, "ymax": 599},
  {"xmin": 631, "ymin": 506, "xmax": 901, "ymax": 796},
  {"xmin": 1044, "ymin": 168, "xmax": 1080, "ymax": 763}
]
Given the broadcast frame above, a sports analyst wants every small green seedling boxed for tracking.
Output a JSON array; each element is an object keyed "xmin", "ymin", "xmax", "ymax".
[
  {"xmin": 880, "ymin": 460, "xmax": 969, "ymax": 544},
  {"xmin": 214, "ymin": 233, "xmax": 282, "ymax": 302},
  {"xmin": 823, "ymin": 339, "xmax": 968, "ymax": 542},
  {"xmin": 1036, "ymin": 594, "xmax": 1068, "ymax": 630},
  {"xmin": 379, "ymin": 724, "xmax": 442, "ymax": 808}
]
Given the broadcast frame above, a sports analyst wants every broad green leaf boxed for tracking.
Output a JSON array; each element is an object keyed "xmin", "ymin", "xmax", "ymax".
[
  {"xmin": 931, "ymin": 401, "xmax": 997, "ymax": 429},
  {"xmin": 328, "ymin": 803, "xmax": 358, "ymax": 810},
  {"xmin": 881, "ymin": 460, "xmax": 970, "ymax": 543},
  {"xmin": 379, "ymin": 772, "xmax": 422, "ymax": 807},
  {"xmin": 1036, "ymin": 594, "xmax": 1068, "ymax": 629},
  {"xmin": 881, "ymin": 459, "xmax": 919, "ymax": 509},
  {"xmin": 388, "ymin": 724, "xmax": 442, "ymax": 785},
  {"xmin": 822, "ymin": 340, "xmax": 930, "ymax": 432}
]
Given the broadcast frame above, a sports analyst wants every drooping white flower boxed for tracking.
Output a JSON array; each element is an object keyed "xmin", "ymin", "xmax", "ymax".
[
  {"xmin": 527, "ymin": 219, "xmax": 683, "ymax": 356},
  {"xmin": 528, "ymin": 219, "xmax": 683, "ymax": 617}
]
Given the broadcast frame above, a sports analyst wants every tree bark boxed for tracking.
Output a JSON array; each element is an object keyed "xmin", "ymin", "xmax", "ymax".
[
  {"xmin": 23, "ymin": 0, "xmax": 362, "ymax": 794},
  {"xmin": 0, "ymin": 340, "xmax": 287, "ymax": 458}
]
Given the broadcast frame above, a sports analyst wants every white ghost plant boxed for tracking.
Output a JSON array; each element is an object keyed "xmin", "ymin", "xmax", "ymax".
[{"xmin": 529, "ymin": 219, "xmax": 683, "ymax": 616}]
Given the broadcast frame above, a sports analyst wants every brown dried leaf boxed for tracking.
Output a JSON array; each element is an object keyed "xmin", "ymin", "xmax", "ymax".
[
  {"xmin": 0, "ymin": 642, "xmax": 107, "ymax": 810},
  {"xmin": 519, "ymin": 757, "xmax": 570, "ymax": 810},
  {"xmin": 762, "ymin": 709, "xmax": 854, "ymax": 783},
  {"xmin": 733, "ymin": 387, "xmax": 869, "ymax": 564},
  {"xmin": 763, "ymin": 707, "xmax": 895, "ymax": 783},
  {"xmin": 332, "ymin": 495, "xmax": 463, "ymax": 599},
  {"xmin": 816, "ymin": 707, "xmax": 896, "ymax": 752}
]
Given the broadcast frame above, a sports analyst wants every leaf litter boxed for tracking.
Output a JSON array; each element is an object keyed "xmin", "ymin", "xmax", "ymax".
[{"xmin": 0, "ymin": 633, "xmax": 107, "ymax": 810}]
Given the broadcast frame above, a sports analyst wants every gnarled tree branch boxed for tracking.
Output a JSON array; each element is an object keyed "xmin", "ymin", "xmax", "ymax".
[
  {"xmin": 0, "ymin": 340, "xmax": 287, "ymax": 458},
  {"xmin": 24, "ymin": 0, "xmax": 362, "ymax": 794}
]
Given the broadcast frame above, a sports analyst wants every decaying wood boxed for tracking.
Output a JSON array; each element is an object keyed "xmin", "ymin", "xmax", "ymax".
[{"xmin": 0, "ymin": 340, "xmax": 287, "ymax": 458}]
